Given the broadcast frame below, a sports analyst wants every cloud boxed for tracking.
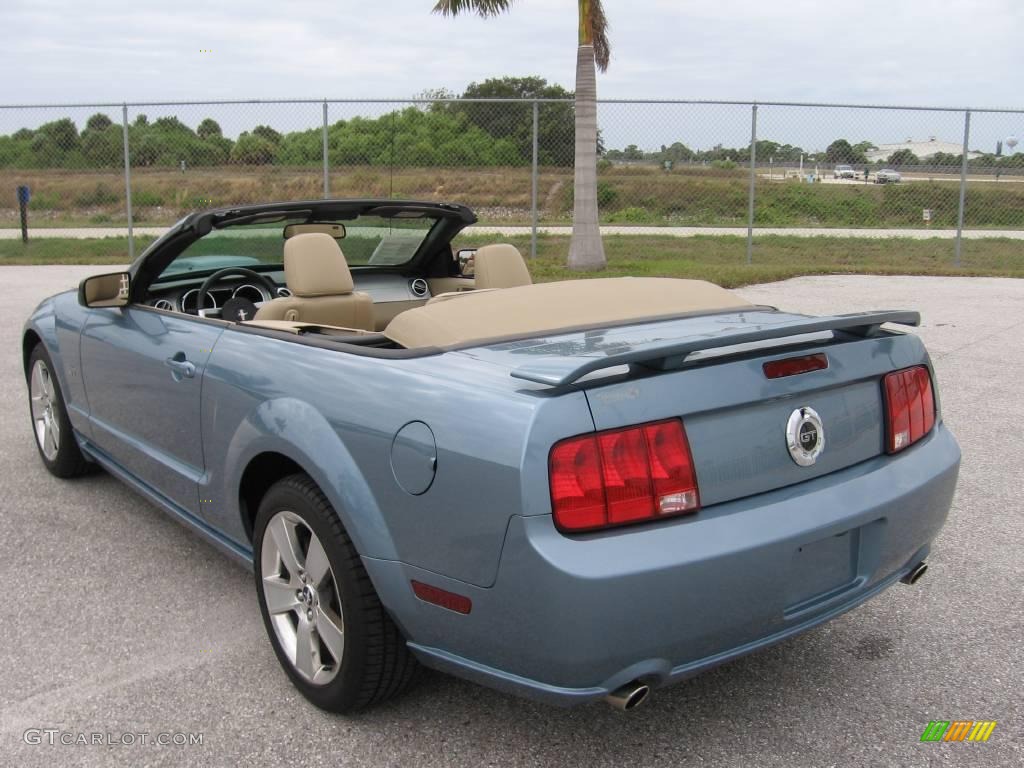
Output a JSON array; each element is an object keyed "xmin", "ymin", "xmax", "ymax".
[
  {"xmin": 0, "ymin": 0, "xmax": 1019, "ymax": 150},
  {"xmin": 3, "ymin": 0, "xmax": 1019, "ymax": 106}
]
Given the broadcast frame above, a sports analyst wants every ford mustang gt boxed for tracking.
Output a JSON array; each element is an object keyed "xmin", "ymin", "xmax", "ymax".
[{"xmin": 23, "ymin": 199, "xmax": 960, "ymax": 712}]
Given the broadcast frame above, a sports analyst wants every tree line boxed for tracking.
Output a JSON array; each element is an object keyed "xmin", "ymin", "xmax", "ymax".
[
  {"xmin": 0, "ymin": 77, "xmax": 576, "ymax": 170},
  {"xmin": 606, "ymin": 137, "xmax": 1024, "ymax": 169},
  {"xmin": 2, "ymin": 77, "xmax": 1020, "ymax": 171}
]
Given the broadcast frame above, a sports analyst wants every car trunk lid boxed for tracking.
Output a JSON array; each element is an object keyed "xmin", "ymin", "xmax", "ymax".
[{"xmin": 463, "ymin": 308, "xmax": 924, "ymax": 508}]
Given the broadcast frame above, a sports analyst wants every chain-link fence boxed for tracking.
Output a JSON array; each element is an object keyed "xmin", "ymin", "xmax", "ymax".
[{"xmin": 1, "ymin": 98, "xmax": 1022, "ymax": 263}]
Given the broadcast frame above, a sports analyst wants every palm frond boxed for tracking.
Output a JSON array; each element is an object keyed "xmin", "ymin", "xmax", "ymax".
[
  {"xmin": 432, "ymin": 0, "xmax": 517, "ymax": 18},
  {"xmin": 589, "ymin": 0, "xmax": 611, "ymax": 72}
]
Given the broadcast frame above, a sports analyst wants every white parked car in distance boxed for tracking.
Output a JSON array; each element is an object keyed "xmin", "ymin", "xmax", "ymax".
[
  {"xmin": 875, "ymin": 169, "xmax": 902, "ymax": 184},
  {"xmin": 833, "ymin": 164, "xmax": 857, "ymax": 179}
]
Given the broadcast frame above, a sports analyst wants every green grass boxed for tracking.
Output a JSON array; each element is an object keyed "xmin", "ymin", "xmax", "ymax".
[
  {"xmin": 0, "ymin": 236, "xmax": 156, "ymax": 264},
  {"xmin": 3, "ymin": 234, "xmax": 1022, "ymax": 287},
  {"xmin": 455, "ymin": 234, "xmax": 1024, "ymax": 287}
]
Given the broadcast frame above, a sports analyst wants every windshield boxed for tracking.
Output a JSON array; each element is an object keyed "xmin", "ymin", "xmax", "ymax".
[{"xmin": 158, "ymin": 212, "xmax": 437, "ymax": 279}]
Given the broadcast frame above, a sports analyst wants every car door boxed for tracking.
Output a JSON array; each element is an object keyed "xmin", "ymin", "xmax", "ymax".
[{"xmin": 80, "ymin": 304, "xmax": 226, "ymax": 515}]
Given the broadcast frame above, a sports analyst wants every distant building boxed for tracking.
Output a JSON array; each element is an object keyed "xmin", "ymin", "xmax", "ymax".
[{"xmin": 865, "ymin": 136, "xmax": 982, "ymax": 162}]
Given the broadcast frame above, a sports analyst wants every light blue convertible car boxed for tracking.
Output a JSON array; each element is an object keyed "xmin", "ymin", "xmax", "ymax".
[{"xmin": 23, "ymin": 200, "xmax": 961, "ymax": 712}]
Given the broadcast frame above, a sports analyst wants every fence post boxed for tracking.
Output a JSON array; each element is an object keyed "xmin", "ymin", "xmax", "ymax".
[
  {"xmin": 746, "ymin": 103, "xmax": 758, "ymax": 265},
  {"xmin": 531, "ymin": 100, "xmax": 539, "ymax": 259},
  {"xmin": 389, "ymin": 110, "xmax": 396, "ymax": 199},
  {"xmin": 322, "ymin": 100, "xmax": 329, "ymax": 199},
  {"xmin": 955, "ymin": 109, "xmax": 971, "ymax": 267},
  {"xmin": 121, "ymin": 103, "xmax": 134, "ymax": 261}
]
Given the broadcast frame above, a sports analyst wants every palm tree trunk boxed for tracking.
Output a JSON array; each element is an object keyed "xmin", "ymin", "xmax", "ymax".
[{"xmin": 568, "ymin": 44, "xmax": 606, "ymax": 271}]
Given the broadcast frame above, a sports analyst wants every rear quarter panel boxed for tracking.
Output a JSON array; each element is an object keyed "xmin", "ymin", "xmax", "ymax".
[{"xmin": 199, "ymin": 328, "xmax": 595, "ymax": 587}]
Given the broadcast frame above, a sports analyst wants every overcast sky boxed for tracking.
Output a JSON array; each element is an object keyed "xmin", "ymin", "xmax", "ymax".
[{"xmin": 4, "ymin": 0, "xmax": 1022, "ymax": 150}]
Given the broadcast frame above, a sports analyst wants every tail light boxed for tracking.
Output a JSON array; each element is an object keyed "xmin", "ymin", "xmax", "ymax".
[
  {"xmin": 883, "ymin": 366, "xmax": 936, "ymax": 454},
  {"xmin": 549, "ymin": 418, "xmax": 700, "ymax": 532}
]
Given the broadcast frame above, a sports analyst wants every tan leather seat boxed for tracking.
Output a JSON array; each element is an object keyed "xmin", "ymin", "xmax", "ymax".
[
  {"xmin": 473, "ymin": 244, "xmax": 532, "ymax": 290},
  {"xmin": 254, "ymin": 233, "xmax": 373, "ymax": 330}
]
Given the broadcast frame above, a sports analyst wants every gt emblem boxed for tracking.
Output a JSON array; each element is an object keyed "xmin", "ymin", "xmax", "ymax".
[{"xmin": 786, "ymin": 407, "xmax": 825, "ymax": 466}]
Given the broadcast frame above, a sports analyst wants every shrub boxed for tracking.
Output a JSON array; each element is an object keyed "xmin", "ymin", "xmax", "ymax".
[
  {"xmin": 607, "ymin": 206, "xmax": 657, "ymax": 224},
  {"xmin": 133, "ymin": 189, "xmax": 165, "ymax": 207},
  {"xmin": 231, "ymin": 134, "xmax": 278, "ymax": 165},
  {"xmin": 27, "ymin": 191, "xmax": 62, "ymax": 210},
  {"xmin": 85, "ymin": 113, "xmax": 114, "ymax": 132},
  {"xmin": 80, "ymin": 127, "xmax": 122, "ymax": 167},
  {"xmin": 196, "ymin": 118, "xmax": 223, "ymax": 139},
  {"xmin": 75, "ymin": 183, "xmax": 121, "ymax": 206},
  {"xmin": 597, "ymin": 180, "xmax": 618, "ymax": 207}
]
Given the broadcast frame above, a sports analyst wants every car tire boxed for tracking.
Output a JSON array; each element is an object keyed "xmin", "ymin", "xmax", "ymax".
[
  {"xmin": 253, "ymin": 473, "xmax": 419, "ymax": 713},
  {"xmin": 27, "ymin": 344, "xmax": 93, "ymax": 478}
]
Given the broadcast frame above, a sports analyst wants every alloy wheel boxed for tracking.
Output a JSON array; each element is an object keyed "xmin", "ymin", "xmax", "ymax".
[
  {"xmin": 29, "ymin": 359, "xmax": 60, "ymax": 461},
  {"xmin": 260, "ymin": 510, "xmax": 345, "ymax": 685}
]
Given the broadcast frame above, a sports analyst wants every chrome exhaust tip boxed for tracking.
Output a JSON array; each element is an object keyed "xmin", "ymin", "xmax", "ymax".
[
  {"xmin": 900, "ymin": 561, "xmax": 928, "ymax": 586},
  {"xmin": 605, "ymin": 681, "xmax": 651, "ymax": 712}
]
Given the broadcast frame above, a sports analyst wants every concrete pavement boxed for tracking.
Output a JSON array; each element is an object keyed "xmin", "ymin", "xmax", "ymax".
[{"xmin": 0, "ymin": 267, "xmax": 1021, "ymax": 767}]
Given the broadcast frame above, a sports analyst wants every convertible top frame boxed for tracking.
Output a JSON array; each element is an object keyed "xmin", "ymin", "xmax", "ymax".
[{"xmin": 128, "ymin": 199, "xmax": 477, "ymax": 303}]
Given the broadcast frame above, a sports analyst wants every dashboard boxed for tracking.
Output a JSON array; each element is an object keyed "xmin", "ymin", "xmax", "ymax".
[{"xmin": 148, "ymin": 280, "xmax": 289, "ymax": 314}]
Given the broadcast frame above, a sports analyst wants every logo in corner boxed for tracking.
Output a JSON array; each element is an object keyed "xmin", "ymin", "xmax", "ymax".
[
  {"xmin": 786, "ymin": 406, "xmax": 825, "ymax": 466},
  {"xmin": 920, "ymin": 720, "xmax": 997, "ymax": 742}
]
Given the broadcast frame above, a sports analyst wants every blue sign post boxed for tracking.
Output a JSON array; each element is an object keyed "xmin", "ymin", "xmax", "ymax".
[{"xmin": 17, "ymin": 185, "xmax": 31, "ymax": 244}]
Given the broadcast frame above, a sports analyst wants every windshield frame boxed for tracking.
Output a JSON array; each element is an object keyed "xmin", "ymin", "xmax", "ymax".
[
  {"xmin": 157, "ymin": 214, "xmax": 438, "ymax": 280},
  {"xmin": 130, "ymin": 199, "xmax": 476, "ymax": 301}
]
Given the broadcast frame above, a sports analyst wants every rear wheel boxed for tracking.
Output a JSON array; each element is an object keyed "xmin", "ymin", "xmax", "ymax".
[
  {"xmin": 27, "ymin": 344, "xmax": 92, "ymax": 478},
  {"xmin": 253, "ymin": 474, "xmax": 419, "ymax": 712}
]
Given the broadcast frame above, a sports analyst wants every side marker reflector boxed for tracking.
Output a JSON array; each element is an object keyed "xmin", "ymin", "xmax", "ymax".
[{"xmin": 411, "ymin": 580, "xmax": 472, "ymax": 614}]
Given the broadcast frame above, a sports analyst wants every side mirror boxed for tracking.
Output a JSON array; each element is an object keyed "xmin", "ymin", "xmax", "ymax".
[
  {"xmin": 78, "ymin": 272, "xmax": 131, "ymax": 308},
  {"xmin": 456, "ymin": 248, "xmax": 477, "ymax": 278}
]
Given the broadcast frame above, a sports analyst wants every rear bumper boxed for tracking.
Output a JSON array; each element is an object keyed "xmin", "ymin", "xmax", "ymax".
[{"xmin": 365, "ymin": 425, "xmax": 960, "ymax": 706}]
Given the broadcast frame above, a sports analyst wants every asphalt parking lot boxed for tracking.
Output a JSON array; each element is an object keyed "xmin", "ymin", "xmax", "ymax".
[{"xmin": 1, "ymin": 267, "xmax": 1021, "ymax": 767}]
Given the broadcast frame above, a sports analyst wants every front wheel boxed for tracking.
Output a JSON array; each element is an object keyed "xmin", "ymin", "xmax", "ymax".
[
  {"xmin": 27, "ymin": 344, "xmax": 92, "ymax": 478},
  {"xmin": 253, "ymin": 474, "xmax": 419, "ymax": 712}
]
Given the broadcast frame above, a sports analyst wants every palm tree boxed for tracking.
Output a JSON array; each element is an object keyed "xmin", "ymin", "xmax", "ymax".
[{"xmin": 433, "ymin": 0, "xmax": 610, "ymax": 270}]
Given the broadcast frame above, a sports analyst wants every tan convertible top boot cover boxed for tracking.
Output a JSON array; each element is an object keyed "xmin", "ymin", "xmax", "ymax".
[{"xmin": 384, "ymin": 277, "xmax": 752, "ymax": 349}]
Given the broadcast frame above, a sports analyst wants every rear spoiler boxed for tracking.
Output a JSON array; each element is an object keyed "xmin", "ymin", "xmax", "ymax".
[{"xmin": 510, "ymin": 310, "xmax": 920, "ymax": 387}]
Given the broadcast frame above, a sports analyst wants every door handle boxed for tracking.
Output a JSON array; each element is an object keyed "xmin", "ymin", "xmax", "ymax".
[{"xmin": 165, "ymin": 353, "xmax": 196, "ymax": 380}]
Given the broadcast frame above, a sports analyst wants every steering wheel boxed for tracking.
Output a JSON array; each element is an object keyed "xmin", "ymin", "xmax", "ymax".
[{"xmin": 194, "ymin": 267, "xmax": 279, "ymax": 321}]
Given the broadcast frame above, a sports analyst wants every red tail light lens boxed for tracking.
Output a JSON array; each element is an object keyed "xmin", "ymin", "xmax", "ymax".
[
  {"xmin": 883, "ymin": 366, "xmax": 936, "ymax": 454},
  {"xmin": 548, "ymin": 433, "xmax": 606, "ymax": 531},
  {"xmin": 598, "ymin": 427, "xmax": 654, "ymax": 524},
  {"xmin": 549, "ymin": 419, "xmax": 700, "ymax": 532}
]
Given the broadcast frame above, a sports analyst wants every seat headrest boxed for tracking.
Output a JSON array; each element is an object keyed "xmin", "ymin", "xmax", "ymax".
[
  {"xmin": 473, "ymin": 244, "xmax": 532, "ymax": 290},
  {"xmin": 284, "ymin": 233, "xmax": 354, "ymax": 297}
]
